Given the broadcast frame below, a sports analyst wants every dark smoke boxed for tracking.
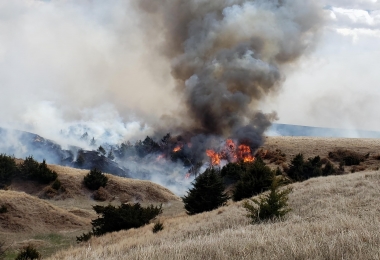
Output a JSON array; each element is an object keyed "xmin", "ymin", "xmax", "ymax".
[{"xmin": 137, "ymin": 0, "xmax": 324, "ymax": 150}]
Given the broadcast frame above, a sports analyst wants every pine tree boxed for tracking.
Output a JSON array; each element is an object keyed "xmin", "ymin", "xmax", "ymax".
[
  {"xmin": 90, "ymin": 137, "xmax": 96, "ymax": 146},
  {"xmin": 83, "ymin": 168, "xmax": 108, "ymax": 190},
  {"xmin": 98, "ymin": 146, "xmax": 106, "ymax": 155},
  {"xmin": 287, "ymin": 153, "xmax": 304, "ymax": 181},
  {"xmin": 107, "ymin": 149, "xmax": 115, "ymax": 160},
  {"xmin": 243, "ymin": 175, "xmax": 292, "ymax": 223},
  {"xmin": 182, "ymin": 168, "xmax": 229, "ymax": 215}
]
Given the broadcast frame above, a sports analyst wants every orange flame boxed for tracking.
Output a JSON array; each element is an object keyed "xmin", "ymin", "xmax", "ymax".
[
  {"xmin": 238, "ymin": 144, "xmax": 255, "ymax": 163},
  {"xmin": 206, "ymin": 149, "xmax": 221, "ymax": 166},
  {"xmin": 205, "ymin": 140, "xmax": 255, "ymax": 166},
  {"xmin": 185, "ymin": 173, "xmax": 191, "ymax": 179},
  {"xmin": 173, "ymin": 145, "xmax": 181, "ymax": 152}
]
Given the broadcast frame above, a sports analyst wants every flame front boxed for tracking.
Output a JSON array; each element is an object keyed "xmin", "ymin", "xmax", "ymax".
[
  {"xmin": 206, "ymin": 149, "xmax": 221, "ymax": 165},
  {"xmin": 238, "ymin": 144, "xmax": 255, "ymax": 163},
  {"xmin": 173, "ymin": 145, "xmax": 181, "ymax": 152},
  {"xmin": 205, "ymin": 140, "xmax": 255, "ymax": 166}
]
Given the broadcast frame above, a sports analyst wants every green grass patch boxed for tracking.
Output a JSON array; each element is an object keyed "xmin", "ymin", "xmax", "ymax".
[{"xmin": 32, "ymin": 233, "xmax": 75, "ymax": 258}]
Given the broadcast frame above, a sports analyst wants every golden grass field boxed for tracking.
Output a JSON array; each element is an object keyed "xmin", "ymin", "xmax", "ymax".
[{"xmin": 2, "ymin": 136, "xmax": 380, "ymax": 259}]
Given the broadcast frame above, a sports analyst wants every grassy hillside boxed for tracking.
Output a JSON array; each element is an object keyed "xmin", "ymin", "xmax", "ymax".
[
  {"xmin": 0, "ymin": 162, "xmax": 179, "ymax": 259},
  {"xmin": 49, "ymin": 170, "xmax": 380, "ymax": 260}
]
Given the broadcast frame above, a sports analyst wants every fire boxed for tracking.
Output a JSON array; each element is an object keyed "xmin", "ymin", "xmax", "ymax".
[
  {"xmin": 205, "ymin": 140, "xmax": 255, "ymax": 165},
  {"xmin": 237, "ymin": 144, "xmax": 255, "ymax": 163},
  {"xmin": 173, "ymin": 145, "xmax": 181, "ymax": 152},
  {"xmin": 206, "ymin": 149, "xmax": 221, "ymax": 166},
  {"xmin": 185, "ymin": 172, "xmax": 191, "ymax": 179}
]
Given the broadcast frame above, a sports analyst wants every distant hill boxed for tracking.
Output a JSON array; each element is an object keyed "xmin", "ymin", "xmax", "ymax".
[
  {"xmin": 268, "ymin": 123, "xmax": 380, "ymax": 138},
  {"xmin": 0, "ymin": 127, "xmax": 130, "ymax": 177}
]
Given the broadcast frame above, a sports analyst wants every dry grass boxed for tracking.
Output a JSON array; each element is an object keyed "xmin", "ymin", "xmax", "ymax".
[
  {"xmin": 48, "ymin": 170, "xmax": 380, "ymax": 260},
  {"xmin": 0, "ymin": 190, "xmax": 90, "ymax": 234},
  {"xmin": 0, "ymin": 162, "xmax": 180, "ymax": 258}
]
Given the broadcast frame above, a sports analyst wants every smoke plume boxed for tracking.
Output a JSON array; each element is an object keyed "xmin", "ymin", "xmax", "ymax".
[{"xmin": 137, "ymin": 0, "xmax": 324, "ymax": 149}]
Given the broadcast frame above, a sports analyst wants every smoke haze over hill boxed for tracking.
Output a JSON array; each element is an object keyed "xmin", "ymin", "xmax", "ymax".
[{"xmin": 0, "ymin": 0, "xmax": 378, "ymax": 194}]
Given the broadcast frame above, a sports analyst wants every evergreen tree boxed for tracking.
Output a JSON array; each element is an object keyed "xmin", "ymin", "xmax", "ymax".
[
  {"xmin": 182, "ymin": 168, "xmax": 229, "ymax": 215},
  {"xmin": 20, "ymin": 157, "xmax": 57, "ymax": 184},
  {"xmin": 76, "ymin": 151, "xmax": 85, "ymax": 166},
  {"xmin": 0, "ymin": 154, "xmax": 18, "ymax": 188},
  {"xmin": 90, "ymin": 137, "xmax": 96, "ymax": 146},
  {"xmin": 243, "ymin": 175, "xmax": 292, "ymax": 223},
  {"xmin": 107, "ymin": 149, "xmax": 115, "ymax": 160},
  {"xmin": 322, "ymin": 161, "xmax": 336, "ymax": 176},
  {"xmin": 97, "ymin": 146, "xmax": 106, "ymax": 155},
  {"xmin": 83, "ymin": 168, "xmax": 108, "ymax": 190},
  {"xmin": 287, "ymin": 153, "xmax": 305, "ymax": 181},
  {"xmin": 77, "ymin": 203, "xmax": 162, "ymax": 242},
  {"xmin": 232, "ymin": 159, "xmax": 273, "ymax": 201}
]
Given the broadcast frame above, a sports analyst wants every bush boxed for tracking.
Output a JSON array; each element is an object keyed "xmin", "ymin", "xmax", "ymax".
[
  {"xmin": 20, "ymin": 157, "xmax": 57, "ymax": 184},
  {"xmin": 231, "ymin": 159, "xmax": 273, "ymax": 201},
  {"xmin": 76, "ymin": 232, "xmax": 92, "ymax": 243},
  {"xmin": 51, "ymin": 179, "xmax": 62, "ymax": 190},
  {"xmin": 287, "ymin": 154, "xmax": 336, "ymax": 182},
  {"xmin": 328, "ymin": 149, "xmax": 365, "ymax": 166},
  {"xmin": 257, "ymin": 149, "xmax": 287, "ymax": 165},
  {"xmin": 83, "ymin": 168, "xmax": 108, "ymax": 190},
  {"xmin": 182, "ymin": 168, "xmax": 229, "ymax": 215},
  {"xmin": 77, "ymin": 203, "xmax": 163, "ymax": 241},
  {"xmin": 243, "ymin": 176, "xmax": 292, "ymax": 223},
  {"xmin": 15, "ymin": 245, "xmax": 41, "ymax": 260},
  {"xmin": 152, "ymin": 222, "xmax": 164, "ymax": 233},
  {"xmin": 0, "ymin": 154, "xmax": 18, "ymax": 188},
  {"xmin": 0, "ymin": 205, "xmax": 6, "ymax": 214},
  {"xmin": 93, "ymin": 187, "xmax": 109, "ymax": 201}
]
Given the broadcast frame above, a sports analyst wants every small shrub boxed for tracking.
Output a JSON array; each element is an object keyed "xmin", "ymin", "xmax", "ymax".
[
  {"xmin": 243, "ymin": 176, "xmax": 292, "ymax": 223},
  {"xmin": 51, "ymin": 179, "xmax": 61, "ymax": 190},
  {"xmin": 76, "ymin": 232, "xmax": 92, "ymax": 243},
  {"xmin": 15, "ymin": 245, "xmax": 41, "ymax": 260},
  {"xmin": 182, "ymin": 168, "xmax": 229, "ymax": 215},
  {"xmin": 322, "ymin": 161, "xmax": 336, "ymax": 176},
  {"xmin": 83, "ymin": 168, "xmax": 108, "ymax": 190},
  {"xmin": 152, "ymin": 222, "xmax": 164, "ymax": 233},
  {"xmin": 93, "ymin": 187, "xmax": 109, "ymax": 201},
  {"xmin": 328, "ymin": 149, "xmax": 365, "ymax": 166},
  {"xmin": 257, "ymin": 149, "xmax": 287, "ymax": 165},
  {"xmin": 0, "ymin": 205, "xmax": 7, "ymax": 214}
]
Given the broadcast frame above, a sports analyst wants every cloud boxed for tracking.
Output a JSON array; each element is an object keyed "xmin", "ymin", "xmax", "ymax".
[{"xmin": 262, "ymin": 0, "xmax": 380, "ymax": 131}]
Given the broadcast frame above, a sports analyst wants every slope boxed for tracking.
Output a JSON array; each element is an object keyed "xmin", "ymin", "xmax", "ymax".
[{"xmin": 49, "ymin": 170, "xmax": 380, "ymax": 260}]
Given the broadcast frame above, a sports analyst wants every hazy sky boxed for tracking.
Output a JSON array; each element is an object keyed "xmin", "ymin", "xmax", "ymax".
[
  {"xmin": 0, "ymin": 0, "xmax": 379, "ymax": 146},
  {"xmin": 263, "ymin": 0, "xmax": 380, "ymax": 130}
]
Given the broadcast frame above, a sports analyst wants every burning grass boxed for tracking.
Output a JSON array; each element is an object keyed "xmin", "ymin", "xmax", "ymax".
[{"xmin": 48, "ymin": 170, "xmax": 380, "ymax": 260}]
